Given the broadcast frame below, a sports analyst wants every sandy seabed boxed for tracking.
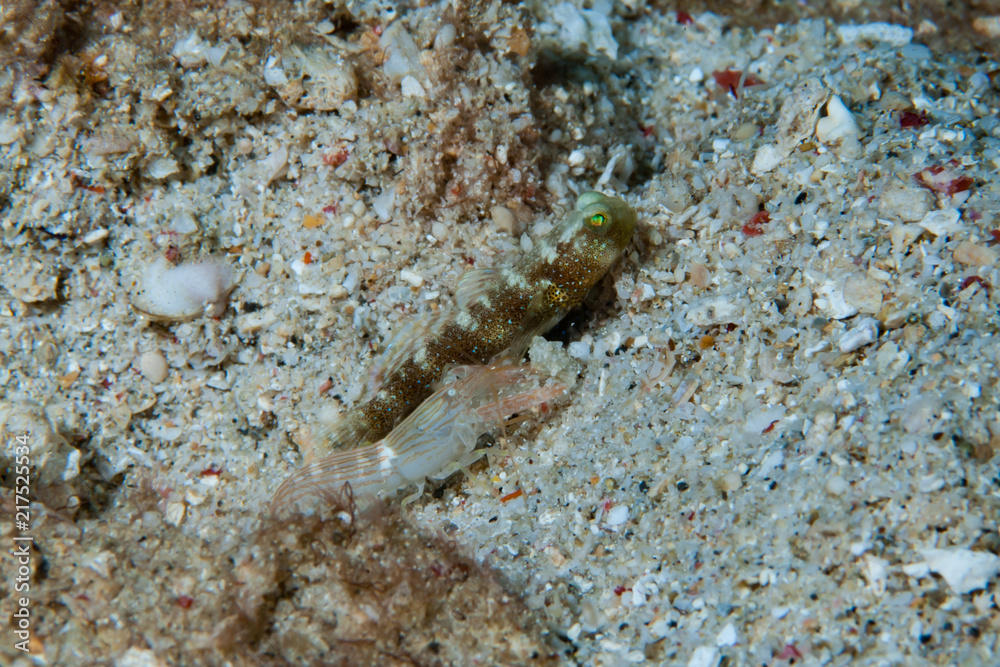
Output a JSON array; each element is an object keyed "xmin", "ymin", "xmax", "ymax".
[{"xmin": 2, "ymin": 1, "xmax": 1000, "ymax": 665}]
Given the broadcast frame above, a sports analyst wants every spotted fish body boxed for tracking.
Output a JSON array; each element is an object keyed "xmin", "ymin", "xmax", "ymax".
[{"xmin": 320, "ymin": 191, "xmax": 636, "ymax": 454}]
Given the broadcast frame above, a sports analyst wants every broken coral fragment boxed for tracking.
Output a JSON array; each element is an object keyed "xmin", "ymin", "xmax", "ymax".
[{"xmin": 264, "ymin": 46, "xmax": 357, "ymax": 111}]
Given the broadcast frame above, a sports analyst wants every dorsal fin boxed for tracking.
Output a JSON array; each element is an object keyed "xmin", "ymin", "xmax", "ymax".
[
  {"xmin": 367, "ymin": 311, "xmax": 445, "ymax": 395},
  {"xmin": 454, "ymin": 268, "xmax": 498, "ymax": 309}
]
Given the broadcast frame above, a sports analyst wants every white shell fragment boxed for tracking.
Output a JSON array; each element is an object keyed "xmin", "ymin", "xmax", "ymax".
[
  {"xmin": 837, "ymin": 23, "xmax": 913, "ymax": 46},
  {"xmin": 148, "ymin": 157, "xmax": 180, "ymax": 180},
  {"xmin": 381, "ymin": 23, "xmax": 427, "ymax": 82},
  {"xmin": 751, "ymin": 144, "xmax": 784, "ymax": 174},
  {"xmin": 918, "ymin": 208, "xmax": 962, "ymax": 237},
  {"xmin": 685, "ymin": 296, "xmax": 743, "ymax": 326},
  {"xmin": 130, "ymin": 258, "xmax": 235, "ymax": 321},
  {"xmin": 953, "ymin": 241, "xmax": 998, "ymax": 267},
  {"xmin": 815, "ymin": 279, "xmax": 858, "ymax": 320},
  {"xmin": 890, "ymin": 223, "xmax": 921, "ymax": 252},
  {"xmin": 716, "ymin": 623, "xmax": 738, "ymax": 648},
  {"xmin": 172, "ymin": 31, "xmax": 210, "ymax": 68},
  {"xmin": 838, "ymin": 318, "xmax": 879, "ymax": 353},
  {"xmin": 687, "ymin": 645, "xmax": 720, "ymax": 667},
  {"xmin": 878, "ymin": 182, "xmax": 932, "ymax": 222},
  {"xmin": 605, "ymin": 504, "xmax": 629, "ymax": 526},
  {"xmin": 83, "ymin": 228, "xmax": 110, "ymax": 245},
  {"xmin": 815, "ymin": 95, "xmax": 862, "ymax": 158},
  {"xmin": 918, "ymin": 548, "xmax": 1000, "ymax": 595},
  {"xmin": 400, "ymin": 75, "xmax": 426, "ymax": 98},
  {"xmin": 259, "ymin": 146, "xmax": 288, "ymax": 185},
  {"xmin": 544, "ymin": 2, "xmax": 619, "ymax": 60},
  {"xmin": 842, "ymin": 274, "xmax": 883, "ymax": 314},
  {"xmin": 776, "ymin": 78, "xmax": 829, "ymax": 155}
]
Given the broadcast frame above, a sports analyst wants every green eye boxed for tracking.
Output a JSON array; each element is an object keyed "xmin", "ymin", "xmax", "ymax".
[{"xmin": 589, "ymin": 212, "xmax": 607, "ymax": 227}]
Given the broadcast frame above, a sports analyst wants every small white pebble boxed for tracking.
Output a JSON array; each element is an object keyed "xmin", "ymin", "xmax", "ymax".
[
  {"xmin": 918, "ymin": 208, "xmax": 962, "ymax": 237},
  {"xmin": 838, "ymin": 318, "xmax": 879, "ymax": 353},
  {"xmin": 687, "ymin": 646, "xmax": 720, "ymax": 667},
  {"xmin": 568, "ymin": 149, "xmax": 586, "ymax": 166},
  {"xmin": 825, "ymin": 475, "xmax": 848, "ymax": 495},
  {"xmin": 400, "ymin": 75, "xmax": 426, "ymax": 98},
  {"xmin": 752, "ymin": 144, "xmax": 784, "ymax": 174},
  {"xmin": 434, "ymin": 23, "xmax": 457, "ymax": 49},
  {"xmin": 689, "ymin": 66, "xmax": 704, "ymax": 83},
  {"xmin": 83, "ymin": 228, "xmax": 110, "ymax": 245},
  {"xmin": 63, "ymin": 448, "xmax": 82, "ymax": 482},
  {"xmin": 716, "ymin": 623, "xmax": 738, "ymax": 647},
  {"xmin": 490, "ymin": 206, "xmax": 516, "ymax": 234},
  {"xmin": 400, "ymin": 269, "xmax": 424, "ymax": 288},
  {"xmin": 139, "ymin": 351, "xmax": 169, "ymax": 383},
  {"xmin": 902, "ymin": 562, "xmax": 931, "ymax": 579},
  {"xmin": 921, "ymin": 548, "xmax": 1000, "ymax": 595},
  {"xmin": 850, "ymin": 541, "xmax": 871, "ymax": 556},
  {"xmin": 605, "ymin": 504, "xmax": 629, "ymax": 526},
  {"xmin": 719, "ymin": 471, "xmax": 742, "ymax": 493}
]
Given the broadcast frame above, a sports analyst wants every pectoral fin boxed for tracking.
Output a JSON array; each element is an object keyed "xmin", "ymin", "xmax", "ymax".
[{"xmin": 504, "ymin": 282, "xmax": 576, "ymax": 359}]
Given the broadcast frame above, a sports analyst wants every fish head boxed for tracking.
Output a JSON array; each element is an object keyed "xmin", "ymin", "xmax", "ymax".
[{"xmin": 572, "ymin": 191, "xmax": 637, "ymax": 263}]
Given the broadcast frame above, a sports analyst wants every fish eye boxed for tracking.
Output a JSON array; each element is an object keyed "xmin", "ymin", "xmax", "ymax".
[{"xmin": 588, "ymin": 212, "xmax": 608, "ymax": 227}]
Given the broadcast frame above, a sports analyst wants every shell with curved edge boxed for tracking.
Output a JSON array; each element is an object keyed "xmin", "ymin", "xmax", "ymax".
[{"xmin": 128, "ymin": 257, "xmax": 236, "ymax": 321}]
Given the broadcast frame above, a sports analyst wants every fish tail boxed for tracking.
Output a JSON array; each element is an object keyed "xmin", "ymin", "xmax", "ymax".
[{"xmin": 272, "ymin": 363, "xmax": 567, "ymax": 513}]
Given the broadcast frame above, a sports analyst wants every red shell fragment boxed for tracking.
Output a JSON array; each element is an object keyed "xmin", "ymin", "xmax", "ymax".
[
  {"xmin": 960, "ymin": 276, "xmax": 990, "ymax": 293},
  {"xmin": 912, "ymin": 164, "xmax": 974, "ymax": 195},
  {"xmin": 712, "ymin": 69, "xmax": 764, "ymax": 99},
  {"xmin": 201, "ymin": 465, "xmax": 223, "ymax": 477},
  {"xmin": 777, "ymin": 644, "xmax": 803, "ymax": 660},
  {"xmin": 177, "ymin": 595, "xmax": 194, "ymax": 609},
  {"xmin": 323, "ymin": 148, "xmax": 349, "ymax": 168},
  {"xmin": 899, "ymin": 109, "xmax": 930, "ymax": 129},
  {"xmin": 500, "ymin": 488, "xmax": 524, "ymax": 503},
  {"xmin": 677, "ymin": 10, "xmax": 694, "ymax": 25},
  {"xmin": 742, "ymin": 210, "xmax": 770, "ymax": 237}
]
